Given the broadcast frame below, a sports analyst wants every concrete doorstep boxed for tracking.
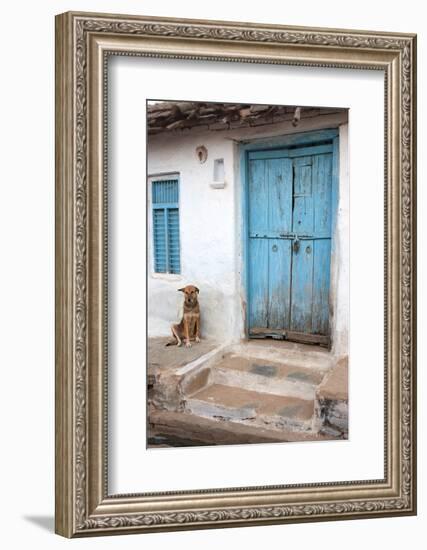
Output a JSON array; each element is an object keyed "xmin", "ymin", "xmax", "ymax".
[{"xmin": 147, "ymin": 338, "xmax": 348, "ymax": 447}]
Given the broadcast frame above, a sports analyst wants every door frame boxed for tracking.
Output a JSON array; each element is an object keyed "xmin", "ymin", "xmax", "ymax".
[{"xmin": 240, "ymin": 128, "xmax": 340, "ymax": 345}]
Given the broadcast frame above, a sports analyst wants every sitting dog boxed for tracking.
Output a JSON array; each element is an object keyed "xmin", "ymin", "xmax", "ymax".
[{"xmin": 166, "ymin": 285, "xmax": 201, "ymax": 348}]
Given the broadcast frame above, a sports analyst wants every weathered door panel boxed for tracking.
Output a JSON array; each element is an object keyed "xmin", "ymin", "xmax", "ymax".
[
  {"xmin": 248, "ymin": 158, "xmax": 268, "ymax": 330},
  {"xmin": 248, "ymin": 238, "xmax": 269, "ymax": 329},
  {"xmin": 248, "ymin": 157, "xmax": 293, "ymax": 331},
  {"xmin": 312, "ymin": 239, "xmax": 331, "ymax": 334},
  {"xmin": 292, "ymin": 157, "xmax": 314, "ymax": 235},
  {"xmin": 247, "ymin": 144, "xmax": 333, "ymax": 344},
  {"xmin": 268, "ymin": 238, "xmax": 292, "ymax": 329},
  {"xmin": 268, "ymin": 159, "xmax": 293, "ymax": 235},
  {"xmin": 248, "ymin": 158, "xmax": 268, "ymax": 235},
  {"xmin": 313, "ymin": 154, "xmax": 333, "ymax": 237},
  {"xmin": 290, "ymin": 238, "xmax": 314, "ymax": 333}
]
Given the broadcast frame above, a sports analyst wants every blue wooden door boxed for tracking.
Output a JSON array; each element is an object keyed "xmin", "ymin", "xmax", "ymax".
[{"xmin": 247, "ymin": 144, "xmax": 333, "ymax": 345}]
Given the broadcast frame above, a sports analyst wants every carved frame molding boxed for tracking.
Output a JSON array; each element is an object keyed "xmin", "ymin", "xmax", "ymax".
[{"xmin": 55, "ymin": 12, "xmax": 416, "ymax": 537}]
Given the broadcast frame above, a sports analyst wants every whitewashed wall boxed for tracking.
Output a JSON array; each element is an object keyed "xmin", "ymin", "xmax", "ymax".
[
  {"xmin": 330, "ymin": 124, "xmax": 349, "ymax": 357},
  {"xmin": 147, "ymin": 113, "xmax": 349, "ymax": 352},
  {"xmin": 147, "ymin": 131, "xmax": 237, "ymax": 341}
]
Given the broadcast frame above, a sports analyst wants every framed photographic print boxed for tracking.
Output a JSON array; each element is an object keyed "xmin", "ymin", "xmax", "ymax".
[{"xmin": 55, "ymin": 11, "xmax": 417, "ymax": 537}]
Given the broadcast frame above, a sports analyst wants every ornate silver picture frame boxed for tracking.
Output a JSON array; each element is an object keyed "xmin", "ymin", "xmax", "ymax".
[{"xmin": 55, "ymin": 11, "xmax": 417, "ymax": 537}]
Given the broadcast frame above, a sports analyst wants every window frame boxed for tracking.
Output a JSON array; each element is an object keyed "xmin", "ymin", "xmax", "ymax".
[{"xmin": 148, "ymin": 173, "xmax": 182, "ymax": 276}]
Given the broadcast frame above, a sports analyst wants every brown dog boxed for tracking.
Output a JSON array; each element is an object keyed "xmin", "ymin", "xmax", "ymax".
[{"xmin": 166, "ymin": 285, "xmax": 201, "ymax": 348}]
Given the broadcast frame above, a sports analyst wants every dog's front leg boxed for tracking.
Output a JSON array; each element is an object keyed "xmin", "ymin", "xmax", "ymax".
[
  {"xmin": 184, "ymin": 318, "xmax": 192, "ymax": 348},
  {"xmin": 171, "ymin": 324, "xmax": 182, "ymax": 347},
  {"xmin": 195, "ymin": 317, "xmax": 201, "ymax": 343}
]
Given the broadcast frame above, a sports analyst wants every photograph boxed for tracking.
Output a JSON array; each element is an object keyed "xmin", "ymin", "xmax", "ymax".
[{"xmin": 147, "ymin": 100, "xmax": 349, "ymax": 448}]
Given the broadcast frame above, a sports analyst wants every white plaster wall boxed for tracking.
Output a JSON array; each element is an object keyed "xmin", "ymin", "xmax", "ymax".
[
  {"xmin": 331, "ymin": 124, "xmax": 349, "ymax": 357},
  {"xmin": 148, "ymin": 113, "xmax": 349, "ymax": 349},
  {"xmin": 148, "ymin": 132, "xmax": 237, "ymax": 341}
]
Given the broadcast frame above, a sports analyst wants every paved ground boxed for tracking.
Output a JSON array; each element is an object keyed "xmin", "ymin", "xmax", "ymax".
[
  {"xmin": 148, "ymin": 410, "xmax": 331, "ymax": 448},
  {"xmin": 148, "ymin": 337, "xmax": 219, "ymax": 371}
]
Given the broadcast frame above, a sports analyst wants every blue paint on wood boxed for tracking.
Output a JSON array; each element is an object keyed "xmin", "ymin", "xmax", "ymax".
[
  {"xmin": 243, "ymin": 128, "xmax": 338, "ymax": 153},
  {"xmin": 311, "ymin": 154, "xmax": 333, "ymax": 334},
  {"xmin": 248, "ymin": 143, "xmax": 333, "ymax": 161},
  {"xmin": 167, "ymin": 208, "xmax": 181, "ymax": 274},
  {"xmin": 248, "ymin": 159, "xmax": 268, "ymax": 235},
  {"xmin": 290, "ymin": 237, "xmax": 314, "ymax": 333},
  {"xmin": 248, "ymin": 157, "xmax": 293, "ymax": 330},
  {"xmin": 312, "ymin": 239, "xmax": 331, "ymax": 334},
  {"xmin": 290, "ymin": 152, "xmax": 333, "ymax": 335},
  {"xmin": 268, "ymin": 158, "xmax": 293, "ymax": 235},
  {"xmin": 246, "ymin": 136, "xmax": 335, "ymax": 338},
  {"xmin": 152, "ymin": 179, "xmax": 179, "ymax": 204},
  {"xmin": 249, "ymin": 238, "xmax": 269, "ymax": 328},
  {"xmin": 313, "ymin": 154, "xmax": 332, "ymax": 236},
  {"xmin": 152, "ymin": 179, "xmax": 181, "ymax": 274},
  {"xmin": 240, "ymin": 145, "xmax": 250, "ymax": 336},
  {"xmin": 330, "ymin": 136, "xmax": 340, "ymax": 255},
  {"xmin": 292, "ymin": 157, "xmax": 314, "ymax": 235},
  {"xmin": 268, "ymin": 238, "xmax": 292, "ymax": 329},
  {"xmin": 153, "ymin": 208, "xmax": 167, "ymax": 273}
]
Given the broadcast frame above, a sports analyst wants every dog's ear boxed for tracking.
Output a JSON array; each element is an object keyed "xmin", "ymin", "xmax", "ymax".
[
  {"xmin": 178, "ymin": 287, "xmax": 185, "ymax": 292},
  {"xmin": 195, "ymin": 287, "xmax": 200, "ymax": 294}
]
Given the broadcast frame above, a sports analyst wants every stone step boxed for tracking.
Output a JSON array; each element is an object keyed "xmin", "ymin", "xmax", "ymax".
[
  {"xmin": 209, "ymin": 354, "xmax": 324, "ymax": 400},
  {"xmin": 148, "ymin": 409, "xmax": 333, "ymax": 447},
  {"xmin": 228, "ymin": 340, "xmax": 334, "ymax": 372},
  {"xmin": 184, "ymin": 383, "xmax": 315, "ymax": 432}
]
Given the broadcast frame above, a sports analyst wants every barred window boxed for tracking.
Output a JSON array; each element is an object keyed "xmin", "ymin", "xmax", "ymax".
[{"xmin": 152, "ymin": 179, "xmax": 181, "ymax": 274}]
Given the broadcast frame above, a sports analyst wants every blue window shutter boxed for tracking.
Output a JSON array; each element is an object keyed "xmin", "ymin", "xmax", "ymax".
[
  {"xmin": 167, "ymin": 208, "xmax": 181, "ymax": 273},
  {"xmin": 152, "ymin": 179, "xmax": 179, "ymax": 204},
  {"xmin": 152, "ymin": 179, "xmax": 181, "ymax": 273},
  {"xmin": 153, "ymin": 208, "xmax": 167, "ymax": 273}
]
